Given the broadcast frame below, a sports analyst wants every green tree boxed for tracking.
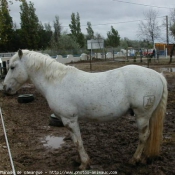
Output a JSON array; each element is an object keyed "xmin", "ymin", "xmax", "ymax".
[
  {"xmin": 20, "ymin": 0, "xmax": 40, "ymax": 49},
  {"xmin": 106, "ymin": 26, "xmax": 120, "ymax": 47},
  {"xmin": 69, "ymin": 12, "xmax": 84, "ymax": 48},
  {"xmin": 37, "ymin": 22, "xmax": 53, "ymax": 50},
  {"xmin": 0, "ymin": 0, "xmax": 13, "ymax": 51},
  {"xmin": 11, "ymin": 28, "xmax": 23, "ymax": 50},
  {"xmin": 86, "ymin": 21, "xmax": 94, "ymax": 40},
  {"xmin": 53, "ymin": 16, "xmax": 61, "ymax": 43},
  {"xmin": 43, "ymin": 22, "xmax": 52, "ymax": 47},
  {"xmin": 50, "ymin": 16, "xmax": 62, "ymax": 50},
  {"xmin": 69, "ymin": 13, "xmax": 77, "ymax": 36},
  {"xmin": 59, "ymin": 32, "xmax": 80, "ymax": 54}
]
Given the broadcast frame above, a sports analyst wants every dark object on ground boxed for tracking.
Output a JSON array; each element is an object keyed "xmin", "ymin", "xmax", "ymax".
[
  {"xmin": 129, "ymin": 108, "xmax": 135, "ymax": 116},
  {"xmin": 18, "ymin": 94, "xmax": 35, "ymax": 103},
  {"xmin": 49, "ymin": 114, "xmax": 64, "ymax": 127}
]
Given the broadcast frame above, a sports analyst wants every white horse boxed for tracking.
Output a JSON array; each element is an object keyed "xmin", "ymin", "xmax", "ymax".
[{"xmin": 3, "ymin": 50, "xmax": 168, "ymax": 170}]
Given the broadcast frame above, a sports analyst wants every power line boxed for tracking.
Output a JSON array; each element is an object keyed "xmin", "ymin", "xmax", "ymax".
[
  {"xmin": 62, "ymin": 16, "xmax": 166, "ymax": 28},
  {"xmin": 113, "ymin": 0, "xmax": 174, "ymax": 9},
  {"xmin": 91, "ymin": 16, "xmax": 166, "ymax": 26}
]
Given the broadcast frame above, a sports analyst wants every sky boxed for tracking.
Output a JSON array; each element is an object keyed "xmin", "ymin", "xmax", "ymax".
[{"xmin": 8, "ymin": 0, "xmax": 175, "ymax": 42}]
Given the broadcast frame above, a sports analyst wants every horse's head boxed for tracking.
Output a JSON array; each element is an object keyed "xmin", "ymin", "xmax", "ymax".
[{"xmin": 3, "ymin": 49, "xmax": 29, "ymax": 94}]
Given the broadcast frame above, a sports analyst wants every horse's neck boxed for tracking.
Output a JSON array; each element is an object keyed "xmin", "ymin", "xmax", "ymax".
[
  {"xmin": 28, "ymin": 68, "xmax": 49, "ymax": 97},
  {"xmin": 26, "ymin": 60, "xmax": 72, "ymax": 97}
]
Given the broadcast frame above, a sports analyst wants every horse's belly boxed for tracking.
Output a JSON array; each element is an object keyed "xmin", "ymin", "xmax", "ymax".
[
  {"xmin": 78, "ymin": 104, "xmax": 128, "ymax": 122},
  {"xmin": 79, "ymin": 114, "xmax": 120, "ymax": 122}
]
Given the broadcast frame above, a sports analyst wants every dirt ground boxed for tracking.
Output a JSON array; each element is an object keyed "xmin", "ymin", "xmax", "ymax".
[{"xmin": 0, "ymin": 60, "xmax": 175, "ymax": 175}]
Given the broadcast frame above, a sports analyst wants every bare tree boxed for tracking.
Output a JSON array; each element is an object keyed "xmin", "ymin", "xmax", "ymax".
[
  {"xmin": 169, "ymin": 9, "xmax": 175, "ymax": 40},
  {"xmin": 137, "ymin": 9, "xmax": 161, "ymax": 45},
  {"xmin": 169, "ymin": 9, "xmax": 175, "ymax": 64}
]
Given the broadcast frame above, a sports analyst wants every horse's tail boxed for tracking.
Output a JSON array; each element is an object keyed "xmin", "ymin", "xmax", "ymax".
[{"xmin": 144, "ymin": 73, "xmax": 168, "ymax": 157}]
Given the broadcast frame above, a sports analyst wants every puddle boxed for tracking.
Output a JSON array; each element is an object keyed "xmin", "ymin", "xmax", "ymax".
[
  {"xmin": 141, "ymin": 65, "xmax": 175, "ymax": 72},
  {"xmin": 42, "ymin": 136, "xmax": 65, "ymax": 149}
]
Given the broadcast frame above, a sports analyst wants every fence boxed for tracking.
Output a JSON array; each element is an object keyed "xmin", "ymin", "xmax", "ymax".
[
  {"xmin": 0, "ymin": 53, "xmax": 89, "ymax": 78},
  {"xmin": 0, "ymin": 52, "xmax": 15, "ymax": 57},
  {"xmin": 55, "ymin": 53, "xmax": 88, "ymax": 64},
  {"xmin": 0, "ymin": 57, "xmax": 10, "ymax": 78}
]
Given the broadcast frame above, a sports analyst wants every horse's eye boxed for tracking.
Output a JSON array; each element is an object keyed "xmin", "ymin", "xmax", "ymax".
[{"xmin": 10, "ymin": 66, "xmax": 15, "ymax": 70}]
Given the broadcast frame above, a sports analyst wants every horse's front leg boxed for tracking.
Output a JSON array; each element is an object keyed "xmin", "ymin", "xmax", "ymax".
[{"xmin": 61, "ymin": 116, "xmax": 90, "ymax": 170}]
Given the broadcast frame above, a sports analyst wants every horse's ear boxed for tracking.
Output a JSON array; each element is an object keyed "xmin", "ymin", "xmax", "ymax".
[{"xmin": 18, "ymin": 49, "xmax": 23, "ymax": 59}]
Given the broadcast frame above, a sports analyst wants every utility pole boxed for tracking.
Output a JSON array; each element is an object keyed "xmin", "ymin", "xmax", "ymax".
[
  {"xmin": 166, "ymin": 16, "xmax": 169, "ymax": 45},
  {"xmin": 166, "ymin": 16, "xmax": 169, "ymax": 59}
]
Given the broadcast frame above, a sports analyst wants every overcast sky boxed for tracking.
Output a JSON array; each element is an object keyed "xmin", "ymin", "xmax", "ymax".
[{"xmin": 9, "ymin": 0, "xmax": 175, "ymax": 41}]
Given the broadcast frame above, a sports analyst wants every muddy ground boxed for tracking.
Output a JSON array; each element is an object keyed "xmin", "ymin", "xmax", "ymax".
[{"xmin": 0, "ymin": 60, "xmax": 175, "ymax": 175}]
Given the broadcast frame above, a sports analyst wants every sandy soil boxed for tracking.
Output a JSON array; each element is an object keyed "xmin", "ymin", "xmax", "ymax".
[{"xmin": 0, "ymin": 60, "xmax": 175, "ymax": 175}]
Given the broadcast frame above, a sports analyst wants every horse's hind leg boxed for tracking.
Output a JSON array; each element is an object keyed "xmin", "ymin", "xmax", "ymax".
[
  {"xmin": 130, "ymin": 114, "xmax": 150, "ymax": 164},
  {"xmin": 61, "ymin": 116, "xmax": 90, "ymax": 170}
]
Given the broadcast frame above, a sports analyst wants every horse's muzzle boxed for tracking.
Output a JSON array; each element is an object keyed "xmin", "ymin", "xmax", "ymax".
[{"xmin": 3, "ymin": 84, "xmax": 13, "ymax": 95}]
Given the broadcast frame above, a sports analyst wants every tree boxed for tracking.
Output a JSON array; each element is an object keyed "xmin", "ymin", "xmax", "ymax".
[
  {"xmin": 94, "ymin": 32, "xmax": 103, "ymax": 40},
  {"xmin": 53, "ymin": 16, "xmax": 61, "ymax": 43},
  {"xmin": 170, "ymin": 23, "xmax": 175, "ymax": 38},
  {"xmin": 169, "ymin": 9, "xmax": 175, "ymax": 40},
  {"xmin": 69, "ymin": 13, "xmax": 77, "ymax": 37},
  {"xmin": 20, "ymin": 0, "xmax": 40, "ymax": 49},
  {"xmin": 1, "ymin": 0, "xmax": 24, "ymax": 8},
  {"xmin": 86, "ymin": 21, "xmax": 94, "ymax": 40},
  {"xmin": 49, "ymin": 30, "xmax": 80, "ymax": 55},
  {"xmin": 50, "ymin": 16, "xmax": 62, "ymax": 50},
  {"xmin": 43, "ymin": 22, "xmax": 52, "ymax": 47},
  {"xmin": 169, "ymin": 10, "xmax": 175, "ymax": 63},
  {"xmin": 0, "ymin": 0, "xmax": 13, "ymax": 51},
  {"xmin": 37, "ymin": 22, "xmax": 53, "ymax": 50},
  {"xmin": 137, "ymin": 9, "xmax": 161, "ymax": 45},
  {"xmin": 44, "ymin": 22, "xmax": 52, "ymax": 32},
  {"xmin": 106, "ymin": 26, "xmax": 120, "ymax": 47},
  {"xmin": 69, "ymin": 12, "xmax": 84, "ymax": 48},
  {"xmin": 59, "ymin": 32, "xmax": 80, "ymax": 54},
  {"xmin": 11, "ymin": 28, "xmax": 23, "ymax": 50}
]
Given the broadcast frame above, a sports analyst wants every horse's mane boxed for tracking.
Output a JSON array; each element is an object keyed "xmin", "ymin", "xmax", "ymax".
[{"xmin": 12, "ymin": 50, "xmax": 77, "ymax": 81}]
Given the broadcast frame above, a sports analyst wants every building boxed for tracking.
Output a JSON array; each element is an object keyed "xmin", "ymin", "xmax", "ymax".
[{"xmin": 155, "ymin": 43, "xmax": 174, "ymax": 56}]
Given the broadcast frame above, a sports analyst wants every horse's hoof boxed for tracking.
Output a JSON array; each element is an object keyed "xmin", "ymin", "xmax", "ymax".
[
  {"xmin": 129, "ymin": 156, "xmax": 146, "ymax": 165},
  {"xmin": 140, "ymin": 157, "xmax": 147, "ymax": 164},
  {"xmin": 129, "ymin": 158, "xmax": 136, "ymax": 165},
  {"xmin": 79, "ymin": 164, "xmax": 86, "ymax": 170},
  {"xmin": 79, "ymin": 163, "xmax": 91, "ymax": 170},
  {"xmin": 79, "ymin": 159, "xmax": 90, "ymax": 170}
]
